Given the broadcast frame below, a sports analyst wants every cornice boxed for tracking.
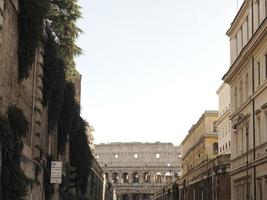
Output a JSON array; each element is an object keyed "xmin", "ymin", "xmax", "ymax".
[
  {"xmin": 226, "ymin": 0, "xmax": 249, "ymax": 37},
  {"xmin": 223, "ymin": 17, "xmax": 267, "ymax": 83},
  {"xmin": 181, "ymin": 111, "xmax": 218, "ymax": 145}
]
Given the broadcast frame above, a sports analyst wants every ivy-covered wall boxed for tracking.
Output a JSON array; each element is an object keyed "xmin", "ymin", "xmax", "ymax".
[{"xmin": 0, "ymin": 0, "xmax": 93, "ymax": 199}]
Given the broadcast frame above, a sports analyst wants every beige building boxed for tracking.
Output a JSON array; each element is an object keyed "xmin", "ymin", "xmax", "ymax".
[
  {"xmin": 216, "ymin": 83, "xmax": 231, "ymax": 155},
  {"xmin": 223, "ymin": 0, "xmax": 267, "ymax": 199},
  {"xmin": 181, "ymin": 110, "xmax": 219, "ymax": 174},
  {"xmin": 178, "ymin": 111, "xmax": 231, "ymax": 200}
]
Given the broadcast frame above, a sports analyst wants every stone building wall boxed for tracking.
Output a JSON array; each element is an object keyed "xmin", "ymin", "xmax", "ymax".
[
  {"xmin": 0, "ymin": 0, "xmax": 19, "ymax": 115},
  {"xmin": 0, "ymin": 1, "xmax": 57, "ymax": 199},
  {"xmin": 94, "ymin": 142, "xmax": 181, "ymax": 200},
  {"xmin": 180, "ymin": 111, "xmax": 219, "ymax": 175}
]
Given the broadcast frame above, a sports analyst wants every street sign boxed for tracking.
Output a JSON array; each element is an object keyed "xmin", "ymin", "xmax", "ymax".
[{"xmin": 50, "ymin": 161, "xmax": 62, "ymax": 184}]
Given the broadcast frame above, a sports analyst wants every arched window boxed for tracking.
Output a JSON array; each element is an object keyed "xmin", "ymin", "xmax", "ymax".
[
  {"xmin": 143, "ymin": 172, "xmax": 151, "ymax": 183},
  {"xmin": 112, "ymin": 172, "xmax": 119, "ymax": 184},
  {"xmin": 213, "ymin": 142, "xmax": 218, "ymax": 154},
  {"xmin": 155, "ymin": 172, "xmax": 162, "ymax": 183},
  {"xmin": 132, "ymin": 172, "xmax": 139, "ymax": 183},
  {"xmin": 165, "ymin": 172, "xmax": 173, "ymax": 183},
  {"xmin": 122, "ymin": 172, "xmax": 129, "ymax": 184}
]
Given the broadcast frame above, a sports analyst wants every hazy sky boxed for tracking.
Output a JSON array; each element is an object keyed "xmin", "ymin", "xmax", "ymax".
[{"xmin": 75, "ymin": 0, "xmax": 242, "ymax": 145}]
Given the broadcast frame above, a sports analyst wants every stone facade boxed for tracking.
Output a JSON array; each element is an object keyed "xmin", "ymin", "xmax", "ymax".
[
  {"xmin": 223, "ymin": 0, "xmax": 267, "ymax": 199},
  {"xmin": 177, "ymin": 111, "xmax": 231, "ymax": 200},
  {"xmin": 177, "ymin": 154, "xmax": 231, "ymax": 200},
  {"xmin": 216, "ymin": 83, "xmax": 231, "ymax": 155},
  {"xmin": 94, "ymin": 142, "xmax": 181, "ymax": 200},
  {"xmin": 180, "ymin": 111, "xmax": 219, "ymax": 175},
  {"xmin": 0, "ymin": 1, "xmax": 65, "ymax": 199}
]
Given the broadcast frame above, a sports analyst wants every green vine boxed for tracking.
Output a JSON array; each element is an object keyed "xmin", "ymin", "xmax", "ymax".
[
  {"xmin": 0, "ymin": 106, "xmax": 30, "ymax": 200},
  {"xmin": 18, "ymin": 0, "xmax": 82, "ymax": 81},
  {"xmin": 19, "ymin": 0, "xmax": 91, "ymax": 197},
  {"xmin": 18, "ymin": 0, "xmax": 49, "ymax": 81},
  {"xmin": 43, "ymin": 31, "xmax": 66, "ymax": 130}
]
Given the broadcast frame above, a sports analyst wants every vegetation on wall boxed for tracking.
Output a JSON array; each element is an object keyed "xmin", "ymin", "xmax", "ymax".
[
  {"xmin": 18, "ymin": 0, "xmax": 92, "ymax": 197},
  {"xmin": 43, "ymin": 31, "xmax": 66, "ymax": 130},
  {"xmin": 19, "ymin": 0, "xmax": 82, "ymax": 81},
  {"xmin": 0, "ymin": 106, "xmax": 30, "ymax": 200},
  {"xmin": 47, "ymin": 0, "xmax": 82, "ymax": 77},
  {"xmin": 57, "ymin": 82, "xmax": 93, "ymax": 194},
  {"xmin": 18, "ymin": 0, "xmax": 49, "ymax": 81}
]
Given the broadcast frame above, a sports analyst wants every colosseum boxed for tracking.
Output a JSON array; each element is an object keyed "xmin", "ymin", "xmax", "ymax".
[{"xmin": 94, "ymin": 142, "xmax": 181, "ymax": 200}]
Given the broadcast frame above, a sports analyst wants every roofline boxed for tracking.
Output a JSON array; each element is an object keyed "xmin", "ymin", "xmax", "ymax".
[
  {"xmin": 226, "ymin": 0, "xmax": 247, "ymax": 36},
  {"xmin": 180, "ymin": 110, "xmax": 218, "ymax": 146}
]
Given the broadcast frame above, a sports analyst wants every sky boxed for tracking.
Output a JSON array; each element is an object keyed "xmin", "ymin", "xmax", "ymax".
[{"xmin": 75, "ymin": 0, "xmax": 243, "ymax": 146}]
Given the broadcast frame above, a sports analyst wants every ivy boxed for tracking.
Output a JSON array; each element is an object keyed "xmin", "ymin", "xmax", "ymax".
[
  {"xmin": 18, "ymin": 0, "xmax": 82, "ymax": 81},
  {"xmin": 0, "ymin": 106, "xmax": 30, "ymax": 200},
  {"xmin": 70, "ymin": 117, "xmax": 93, "ymax": 194},
  {"xmin": 43, "ymin": 31, "xmax": 66, "ymax": 130},
  {"xmin": 18, "ymin": 0, "xmax": 49, "ymax": 81},
  {"xmin": 56, "ymin": 82, "xmax": 93, "ymax": 195}
]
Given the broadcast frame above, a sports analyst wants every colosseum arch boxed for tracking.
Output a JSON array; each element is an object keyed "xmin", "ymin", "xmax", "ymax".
[
  {"xmin": 112, "ymin": 172, "xmax": 119, "ymax": 183},
  {"xmin": 132, "ymin": 172, "xmax": 139, "ymax": 183},
  {"xmin": 155, "ymin": 172, "xmax": 162, "ymax": 183},
  {"xmin": 164, "ymin": 171, "xmax": 173, "ymax": 183},
  {"xmin": 143, "ymin": 172, "xmax": 151, "ymax": 183},
  {"xmin": 122, "ymin": 172, "xmax": 129, "ymax": 183}
]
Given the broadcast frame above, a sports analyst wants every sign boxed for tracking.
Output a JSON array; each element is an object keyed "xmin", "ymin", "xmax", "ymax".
[{"xmin": 50, "ymin": 161, "xmax": 62, "ymax": 184}]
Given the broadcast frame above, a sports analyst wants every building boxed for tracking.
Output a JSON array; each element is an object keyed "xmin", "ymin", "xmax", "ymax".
[
  {"xmin": 222, "ymin": 0, "xmax": 267, "ymax": 199},
  {"xmin": 178, "ymin": 111, "xmax": 231, "ymax": 200},
  {"xmin": 180, "ymin": 111, "xmax": 219, "ymax": 174},
  {"xmin": 216, "ymin": 83, "xmax": 231, "ymax": 155},
  {"xmin": 94, "ymin": 142, "xmax": 181, "ymax": 200},
  {"xmin": 86, "ymin": 124, "xmax": 95, "ymax": 152},
  {"xmin": 86, "ymin": 155, "xmax": 116, "ymax": 200}
]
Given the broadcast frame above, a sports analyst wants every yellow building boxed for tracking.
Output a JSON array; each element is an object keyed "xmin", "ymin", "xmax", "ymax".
[
  {"xmin": 181, "ymin": 110, "xmax": 219, "ymax": 174},
  {"xmin": 223, "ymin": 0, "xmax": 267, "ymax": 199}
]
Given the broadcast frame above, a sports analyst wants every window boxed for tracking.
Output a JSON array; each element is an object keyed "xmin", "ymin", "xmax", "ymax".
[
  {"xmin": 213, "ymin": 143, "xmax": 218, "ymax": 154},
  {"xmin": 114, "ymin": 153, "xmax": 118, "ymax": 159},
  {"xmin": 257, "ymin": 114, "xmax": 261, "ymax": 145},
  {"xmin": 229, "ymin": 141, "xmax": 231, "ymax": 147},
  {"xmin": 234, "ymin": 86, "xmax": 238, "ymax": 109},
  {"xmin": 112, "ymin": 173, "xmax": 119, "ymax": 184},
  {"xmin": 258, "ymin": 62, "xmax": 261, "ymax": 86},
  {"xmin": 156, "ymin": 153, "xmax": 160, "ymax": 158},
  {"xmin": 239, "ymin": 81, "xmax": 243, "ymax": 104},
  {"xmin": 245, "ymin": 73, "xmax": 249, "ymax": 99},
  {"xmin": 226, "ymin": 143, "xmax": 228, "ymax": 149},
  {"xmin": 134, "ymin": 153, "xmax": 138, "ymax": 159},
  {"xmin": 257, "ymin": 180, "xmax": 263, "ymax": 200}
]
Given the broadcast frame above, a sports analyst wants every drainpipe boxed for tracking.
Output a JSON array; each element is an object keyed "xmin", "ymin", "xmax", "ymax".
[
  {"xmin": 252, "ymin": 57, "xmax": 256, "ymax": 200},
  {"xmin": 30, "ymin": 52, "xmax": 38, "ymax": 152},
  {"xmin": 246, "ymin": 122, "xmax": 249, "ymax": 200}
]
